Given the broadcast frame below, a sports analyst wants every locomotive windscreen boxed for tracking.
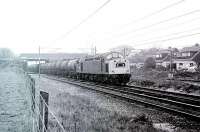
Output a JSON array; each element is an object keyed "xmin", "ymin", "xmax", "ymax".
[{"xmin": 116, "ymin": 63, "xmax": 125, "ymax": 67}]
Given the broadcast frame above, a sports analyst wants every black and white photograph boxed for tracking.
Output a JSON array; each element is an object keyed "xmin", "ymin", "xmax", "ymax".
[{"xmin": 0, "ymin": 0, "xmax": 200, "ymax": 131}]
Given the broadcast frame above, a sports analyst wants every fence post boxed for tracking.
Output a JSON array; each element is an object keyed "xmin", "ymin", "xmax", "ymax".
[
  {"xmin": 31, "ymin": 78, "xmax": 35, "ymax": 112},
  {"xmin": 29, "ymin": 77, "xmax": 36, "ymax": 132},
  {"xmin": 39, "ymin": 91, "xmax": 49, "ymax": 132}
]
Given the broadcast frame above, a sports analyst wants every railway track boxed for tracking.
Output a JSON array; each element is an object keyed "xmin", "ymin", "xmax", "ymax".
[
  {"xmin": 42, "ymin": 75, "xmax": 200, "ymax": 122},
  {"xmin": 167, "ymin": 78, "xmax": 200, "ymax": 88}
]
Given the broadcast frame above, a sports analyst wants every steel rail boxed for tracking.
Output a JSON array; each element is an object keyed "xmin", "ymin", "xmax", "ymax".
[
  {"xmin": 66, "ymin": 79, "xmax": 200, "ymax": 106},
  {"xmin": 125, "ymin": 86, "xmax": 200, "ymax": 105},
  {"xmin": 127, "ymin": 85, "xmax": 200, "ymax": 100},
  {"xmin": 42, "ymin": 75, "xmax": 200, "ymax": 121},
  {"xmin": 74, "ymin": 81, "xmax": 200, "ymax": 112}
]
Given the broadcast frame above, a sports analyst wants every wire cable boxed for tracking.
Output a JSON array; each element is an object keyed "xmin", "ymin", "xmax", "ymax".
[
  {"xmin": 99, "ymin": 16, "xmax": 200, "ymax": 44},
  {"xmin": 108, "ymin": 0, "xmax": 186, "ymax": 32},
  {"xmin": 126, "ymin": 0, "xmax": 185, "ymax": 24},
  {"xmin": 54, "ymin": 0, "xmax": 111, "ymax": 42},
  {"xmin": 109, "ymin": 26, "xmax": 200, "ymax": 46},
  {"xmin": 100, "ymin": 9, "xmax": 200, "ymax": 42},
  {"xmin": 125, "ymin": 32, "xmax": 200, "ymax": 47},
  {"xmin": 94, "ymin": 0, "xmax": 186, "ymax": 41}
]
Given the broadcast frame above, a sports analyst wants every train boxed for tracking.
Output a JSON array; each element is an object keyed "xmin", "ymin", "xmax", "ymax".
[{"xmin": 29, "ymin": 52, "xmax": 131, "ymax": 85}]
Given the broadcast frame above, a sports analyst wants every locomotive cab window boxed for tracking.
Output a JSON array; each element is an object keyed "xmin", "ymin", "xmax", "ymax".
[{"xmin": 116, "ymin": 63, "xmax": 125, "ymax": 67}]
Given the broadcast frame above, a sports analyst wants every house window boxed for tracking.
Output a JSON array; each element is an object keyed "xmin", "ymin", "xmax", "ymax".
[
  {"xmin": 156, "ymin": 54, "xmax": 162, "ymax": 58},
  {"xmin": 176, "ymin": 53, "xmax": 181, "ymax": 57},
  {"xmin": 190, "ymin": 63, "xmax": 194, "ymax": 67},
  {"xmin": 182, "ymin": 52, "xmax": 190, "ymax": 57},
  {"xmin": 179, "ymin": 63, "xmax": 183, "ymax": 66}
]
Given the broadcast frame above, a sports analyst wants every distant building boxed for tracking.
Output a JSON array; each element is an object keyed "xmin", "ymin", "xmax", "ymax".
[
  {"xmin": 128, "ymin": 53, "xmax": 155, "ymax": 69},
  {"xmin": 174, "ymin": 44, "xmax": 200, "ymax": 71},
  {"xmin": 20, "ymin": 53, "xmax": 88, "ymax": 61},
  {"xmin": 20, "ymin": 53, "xmax": 88, "ymax": 65},
  {"xmin": 154, "ymin": 49, "xmax": 171, "ymax": 66},
  {"xmin": 128, "ymin": 55, "xmax": 146, "ymax": 68},
  {"xmin": 128, "ymin": 48, "xmax": 162, "ymax": 69},
  {"xmin": 159, "ymin": 44, "xmax": 200, "ymax": 72},
  {"xmin": 155, "ymin": 48, "xmax": 179, "ymax": 68}
]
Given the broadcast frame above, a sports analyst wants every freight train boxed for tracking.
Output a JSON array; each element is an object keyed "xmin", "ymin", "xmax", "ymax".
[{"xmin": 30, "ymin": 52, "xmax": 131, "ymax": 85}]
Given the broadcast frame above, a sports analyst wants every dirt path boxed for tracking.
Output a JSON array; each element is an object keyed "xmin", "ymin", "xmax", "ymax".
[{"xmin": 0, "ymin": 67, "xmax": 33, "ymax": 132}]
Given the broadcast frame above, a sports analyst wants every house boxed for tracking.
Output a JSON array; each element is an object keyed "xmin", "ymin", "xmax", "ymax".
[
  {"xmin": 154, "ymin": 48, "xmax": 179, "ymax": 68},
  {"xmin": 160, "ymin": 44, "xmax": 200, "ymax": 72},
  {"xmin": 154, "ymin": 49, "xmax": 170, "ymax": 66},
  {"xmin": 128, "ymin": 48, "xmax": 159, "ymax": 68},
  {"xmin": 174, "ymin": 44, "xmax": 200, "ymax": 71},
  {"xmin": 128, "ymin": 54, "xmax": 146, "ymax": 68}
]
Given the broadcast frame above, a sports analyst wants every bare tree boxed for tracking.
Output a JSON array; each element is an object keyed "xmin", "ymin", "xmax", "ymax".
[{"xmin": 0, "ymin": 48, "xmax": 14, "ymax": 58}]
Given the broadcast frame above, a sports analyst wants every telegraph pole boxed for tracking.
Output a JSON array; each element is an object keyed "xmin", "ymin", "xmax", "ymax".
[
  {"xmin": 94, "ymin": 46, "xmax": 97, "ymax": 56},
  {"xmin": 168, "ymin": 47, "xmax": 173, "ymax": 79},
  {"xmin": 170, "ymin": 47, "xmax": 173, "ymax": 73},
  {"xmin": 39, "ymin": 45, "xmax": 41, "ymax": 78},
  {"xmin": 123, "ymin": 48, "xmax": 126, "ymax": 58}
]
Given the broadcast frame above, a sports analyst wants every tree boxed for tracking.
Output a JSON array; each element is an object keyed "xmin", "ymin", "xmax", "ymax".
[
  {"xmin": 144, "ymin": 57, "xmax": 156, "ymax": 70},
  {"xmin": 0, "ymin": 48, "xmax": 14, "ymax": 58}
]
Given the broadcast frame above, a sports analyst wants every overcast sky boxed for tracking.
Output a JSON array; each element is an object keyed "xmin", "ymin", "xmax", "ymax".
[{"xmin": 0, "ymin": 0, "xmax": 200, "ymax": 54}]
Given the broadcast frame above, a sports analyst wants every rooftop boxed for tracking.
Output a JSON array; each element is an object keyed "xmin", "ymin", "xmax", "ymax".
[{"xmin": 180, "ymin": 44, "xmax": 200, "ymax": 52}]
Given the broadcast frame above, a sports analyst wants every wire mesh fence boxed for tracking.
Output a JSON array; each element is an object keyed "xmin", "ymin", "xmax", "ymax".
[{"xmin": 24, "ymin": 72, "xmax": 66, "ymax": 132}]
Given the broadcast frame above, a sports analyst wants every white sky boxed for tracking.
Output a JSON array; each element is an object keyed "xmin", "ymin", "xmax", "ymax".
[{"xmin": 0, "ymin": 0, "xmax": 200, "ymax": 55}]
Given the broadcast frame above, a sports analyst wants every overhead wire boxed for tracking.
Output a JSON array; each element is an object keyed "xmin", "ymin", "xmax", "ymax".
[
  {"xmin": 123, "ymin": 32, "xmax": 200, "ymax": 47},
  {"xmin": 53, "ymin": 0, "xmax": 111, "ymax": 43},
  {"xmin": 39, "ymin": 0, "xmax": 199, "ymax": 53},
  {"xmin": 125, "ymin": 0, "xmax": 185, "ymax": 25},
  {"xmin": 115, "ymin": 26, "xmax": 200, "ymax": 46},
  {"xmin": 99, "ymin": 9, "xmax": 200, "ymax": 42},
  {"xmin": 105, "ymin": 19, "xmax": 200, "ymax": 46},
  {"xmin": 99, "ymin": 15, "xmax": 200, "ymax": 44},
  {"xmin": 41, "ymin": 0, "xmax": 188, "ymax": 53},
  {"xmin": 100, "ymin": 0, "xmax": 185, "ymax": 35}
]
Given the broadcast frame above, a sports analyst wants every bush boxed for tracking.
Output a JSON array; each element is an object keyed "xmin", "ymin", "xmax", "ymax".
[
  {"xmin": 156, "ymin": 65, "xmax": 167, "ymax": 71},
  {"xmin": 144, "ymin": 57, "xmax": 156, "ymax": 70},
  {"xmin": 130, "ymin": 114, "xmax": 152, "ymax": 124}
]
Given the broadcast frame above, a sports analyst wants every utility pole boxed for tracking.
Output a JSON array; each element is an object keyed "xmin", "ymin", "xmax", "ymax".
[
  {"xmin": 91, "ymin": 46, "xmax": 93, "ymax": 55},
  {"xmin": 169, "ymin": 47, "xmax": 173, "ymax": 73},
  {"xmin": 94, "ymin": 46, "xmax": 97, "ymax": 56},
  {"xmin": 39, "ymin": 45, "xmax": 41, "ymax": 78},
  {"xmin": 123, "ymin": 48, "xmax": 126, "ymax": 58},
  {"xmin": 168, "ymin": 47, "xmax": 173, "ymax": 79}
]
